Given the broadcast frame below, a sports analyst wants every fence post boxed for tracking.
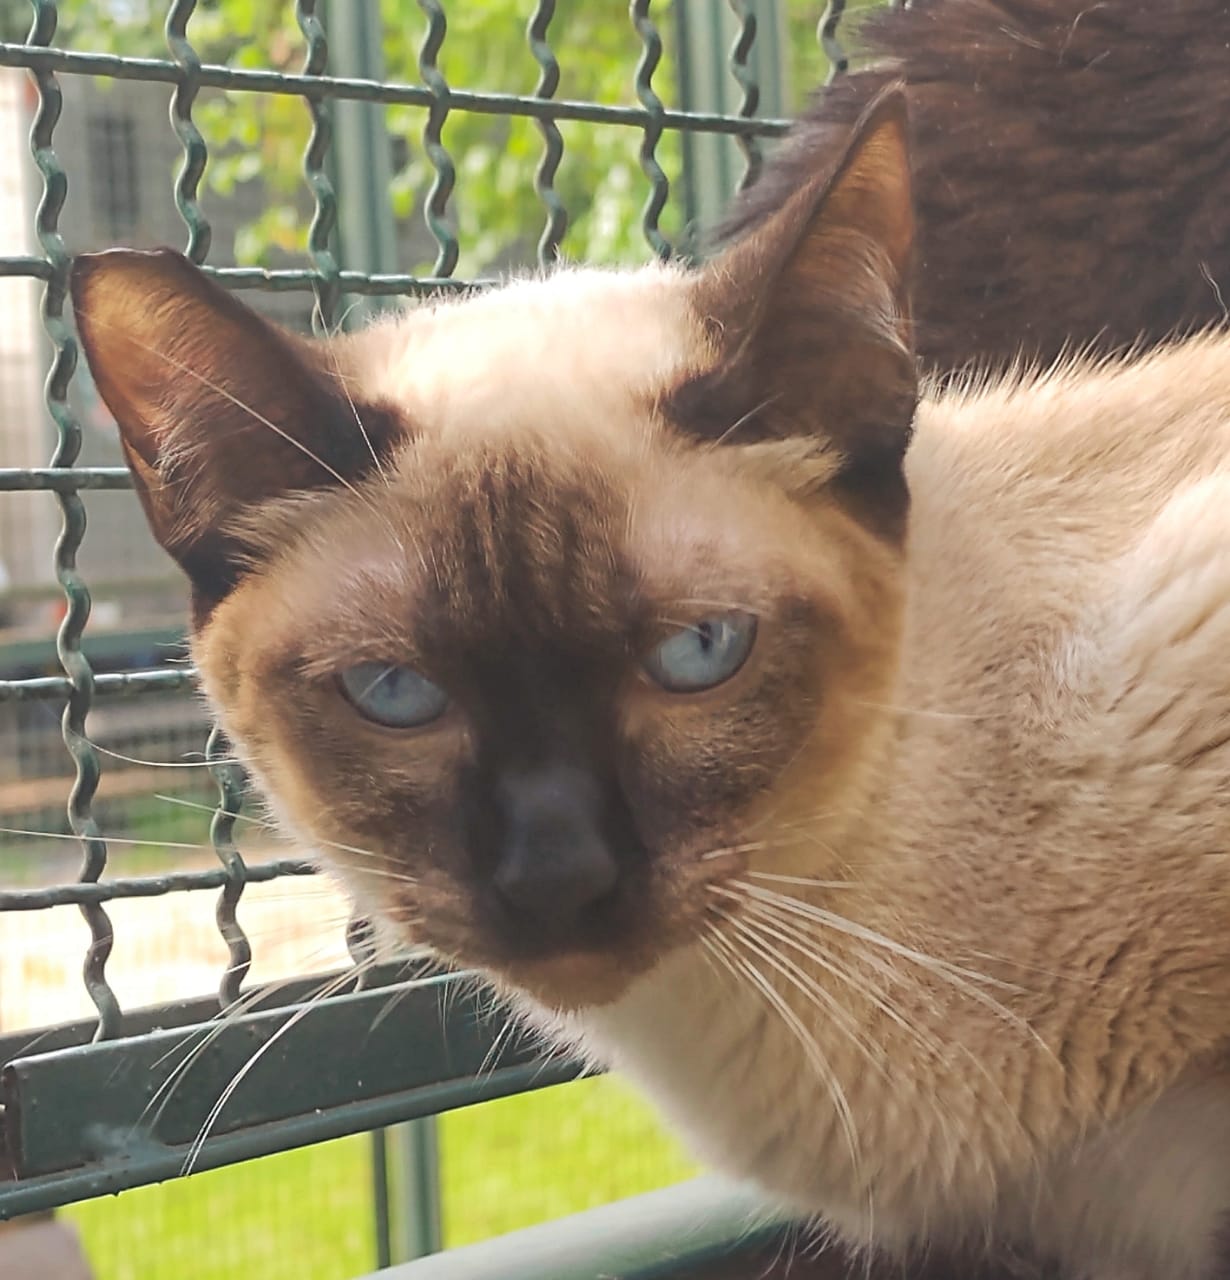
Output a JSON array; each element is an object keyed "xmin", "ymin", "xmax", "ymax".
[
  {"xmin": 321, "ymin": 2, "xmax": 443, "ymax": 1265},
  {"xmin": 674, "ymin": 1, "xmax": 788, "ymax": 245},
  {"xmin": 323, "ymin": 0, "xmax": 399, "ymax": 321},
  {"xmin": 386, "ymin": 1117, "xmax": 444, "ymax": 1260}
]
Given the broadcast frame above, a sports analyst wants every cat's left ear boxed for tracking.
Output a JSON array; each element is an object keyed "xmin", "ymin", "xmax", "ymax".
[{"xmin": 675, "ymin": 83, "xmax": 916, "ymax": 536}]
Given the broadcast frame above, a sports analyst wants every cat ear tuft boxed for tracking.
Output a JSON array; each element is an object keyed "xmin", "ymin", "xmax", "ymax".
[
  {"xmin": 71, "ymin": 248, "xmax": 402, "ymax": 619},
  {"xmin": 673, "ymin": 84, "xmax": 917, "ymax": 538}
]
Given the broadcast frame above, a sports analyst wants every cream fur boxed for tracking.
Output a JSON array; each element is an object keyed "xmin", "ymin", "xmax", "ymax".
[
  {"xmin": 526, "ymin": 334, "xmax": 1230, "ymax": 1279},
  {"xmin": 348, "ymin": 264, "xmax": 702, "ymax": 451}
]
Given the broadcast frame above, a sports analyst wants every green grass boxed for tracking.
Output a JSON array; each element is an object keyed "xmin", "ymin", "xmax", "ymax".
[{"xmin": 62, "ymin": 1077, "xmax": 698, "ymax": 1280}]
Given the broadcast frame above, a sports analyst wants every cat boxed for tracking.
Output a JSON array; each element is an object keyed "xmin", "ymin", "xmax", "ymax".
[
  {"xmin": 68, "ymin": 36, "xmax": 1230, "ymax": 1280},
  {"xmin": 716, "ymin": 0, "xmax": 1230, "ymax": 377}
]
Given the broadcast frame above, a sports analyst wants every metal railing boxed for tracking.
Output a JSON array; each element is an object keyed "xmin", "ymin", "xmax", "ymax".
[{"xmin": 0, "ymin": 2, "xmax": 845, "ymax": 1273}]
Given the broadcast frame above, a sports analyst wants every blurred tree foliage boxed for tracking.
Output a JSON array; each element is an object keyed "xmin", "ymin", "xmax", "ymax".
[{"xmin": 3, "ymin": 2, "xmax": 848, "ymax": 274}]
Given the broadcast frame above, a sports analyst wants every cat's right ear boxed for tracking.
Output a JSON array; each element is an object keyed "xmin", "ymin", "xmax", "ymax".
[
  {"xmin": 71, "ymin": 249, "xmax": 400, "ymax": 620},
  {"xmin": 675, "ymin": 84, "xmax": 917, "ymax": 538}
]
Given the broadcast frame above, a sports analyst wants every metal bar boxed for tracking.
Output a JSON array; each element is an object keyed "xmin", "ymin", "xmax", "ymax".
[
  {"xmin": 417, "ymin": 0, "xmax": 458, "ymax": 278},
  {"xmin": 819, "ymin": 0, "xmax": 850, "ymax": 80},
  {"xmin": 0, "ymin": 964, "xmax": 418, "ymax": 1064},
  {"xmin": 729, "ymin": 1, "xmax": 789, "ymax": 188},
  {"xmin": 353, "ymin": 1176, "xmax": 789, "ymax": 1280},
  {"xmin": 165, "ymin": 0, "xmax": 212, "ymax": 262},
  {"xmin": 676, "ymin": 2, "xmax": 788, "ymax": 238},
  {"xmin": 631, "ymin": 0, "xmax": 671, "ymax": 260},
  {"xmin": 0, "ymin": 1056, "xmax": 573, "ymax": 1221},
  {"xmin": 0, "ymin": 860, "xmax": 315, "ymax": 911},
  {"xmin": 0, "ymin": 262, "xmax": 479, "ymax": 293},
  {"xmin": 371, "ymin": 1127, "xmax": 393, "ymax": 1271},
  {"xmin": 0, "ymin": 623, "xmax": 184, "ymax": 669},
  {"xmin": 298, "ymin": 0, "xmax": 342, "ymax": 330},
  {"xmin": 674, "ymin": 4, "xmax": 731, "ymax": 237},
  {"xmin": 0, "ymin": 668, "xmax": 195, "ymax": 703},
  {"xmin": 207, "ymin": 725, "xmax": 252, "ymax": 1012},
  {"xmin": 0, "ymin": 974, "xmax": 582, "ymax": 1213},
  {"xmin": 527, "ymin": 1, "xmax": 567, "ymax": 267},
  {"xmin": 25, "ymin": 0, "xmax": 121, "ymax": 1045},
  {"xmin": 326, "ymin": 0, "xmax": 399, "ymax": 323},
  {"xmin": 0, "ymin": 467, "xmax": 134, "ymax": 491},
  {"xmin": 0, "ymin": 255, "xmax": 53, "ymax": 279},
  {"xmin": 388, "ymin": 1118, "xmax": 444, "ymax": 1260},
  {"xmin": 0, "ymin": 44, "xmax": 791, "ymax": 136}
]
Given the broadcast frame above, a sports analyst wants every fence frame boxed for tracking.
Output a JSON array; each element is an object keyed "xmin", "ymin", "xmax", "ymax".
[{"xmin": 0, "ymin": 2, "xmax": 841, "ymax": 1274}]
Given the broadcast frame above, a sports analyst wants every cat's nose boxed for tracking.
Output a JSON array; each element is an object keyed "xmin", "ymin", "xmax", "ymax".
[{"xmin": 492, "ymin": 766, "xmax": 620, "ymax": 928}]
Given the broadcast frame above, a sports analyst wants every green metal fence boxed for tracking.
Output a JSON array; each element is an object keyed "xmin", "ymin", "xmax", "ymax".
[{"xmin": 0, "ymin": 3, "xmax": 847, "ymax": 1274}]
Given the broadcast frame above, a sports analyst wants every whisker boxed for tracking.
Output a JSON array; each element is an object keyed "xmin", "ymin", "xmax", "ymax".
[
  {"xmin": 181, "ymin": 959, "xmax": 379, "ymax": 1174},
  {"xmin": 732, "ymin": 894, "xmax": 947, "ymax": 1064},
  {"xmin": 726, "ymin": 881, "xmax": 1053, "ymax": 1059},
  {"xmin": 736, "ymin": 890, "xmax": 944, "ymax": 1022},
  {"xmin": 667, "ymin": 597, "xmax": 759, "ymax": 614},
  {"xmin": 745, "ymin": 870, "xmax": 857, "ymax": 890},
  {"xmin": 327, "ymin": 863, "xmax": 420, "ymax": 885},
  {"xmin": 735, "ymin": 894, "xmax": 1043, "ymax": 1149},
  {"xmin": 0, "ymin": 826, "xmax": 212, "ymax": 853},
  {"xmin": 315, "ymin": 296, "xmax": 391, "ymax": 490},
  {"xmin": 79, "ymin": 314, "xmax": 403, "ymax": 541},
  {"xmin": 475, "ymin": 1011, "xmax": 520, "ymax": 1084},
  {"xmin": 699, "ymin": 841, "xmax": 768, "ymax": 862},
  {"xmin": 728, "ymin": 881, "xmax": 1020, "ymax": 995},
  {"xmin": 361, "ymin": 955, "xmax": 438, "ymax": 1037},
  {"xmin": 153, "ymin": 792, "xmax": 270, "ymax": 826},
  {"xmin": 91, "ymin": 743, "xmax": 243, "ymax": 769},
  {"xmin": 705, "ymin": 918, "xmax": 866, "ymax": 1193},
  {"xmin": 719, "ymin": 908, "xmax": 890, "ymax": 1083},
  {"xmin": 141, "ymin": 970, "xmax": 325, "ymax": 1133},
  {"xmin": 152, "ymin": 793, "xmax": 405, "ymax": 867},
  {"xmin": 705, "ymin": 394, "xmax": 782, "ymax": 448}
]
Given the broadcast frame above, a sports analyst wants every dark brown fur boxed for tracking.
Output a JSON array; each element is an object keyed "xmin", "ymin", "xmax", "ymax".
[
  {"xmin": 678, "ymin": 89, "xmax": 917, "ymax": 540},
  {"xmin": 71, "ymin": 250, "xmax": 402, "ymax": 623},
  {"xmin": 212, "ymin": 432, "xmax": 846, "ymax": 991},
  {"xmin": 716, "ymin": 0, "xmax": 1230, "ymax": 376}
]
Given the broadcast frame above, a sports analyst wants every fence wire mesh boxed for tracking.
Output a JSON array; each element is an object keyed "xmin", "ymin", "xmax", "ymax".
[{"xmin": 0, "ymin": 0, "xmax": 849, "ymax": 1253}]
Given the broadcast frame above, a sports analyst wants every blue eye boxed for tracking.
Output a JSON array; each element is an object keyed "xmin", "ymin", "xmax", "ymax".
[
  {"xmin": 644, "ymin": 612, "xmax": 757, "ymax": 693},
  {"xmin": 337, "ymin": 662, "xmax": 449, "ymax": 729}
]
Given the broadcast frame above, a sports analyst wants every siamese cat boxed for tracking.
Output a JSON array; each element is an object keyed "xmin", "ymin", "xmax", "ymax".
[
  {"xmin": 67, "ymin": 7, "xmax": 1230, "ymax": 1280},
  {"xmin": 718, "ymin": 0, "xmax": 1230, "ymax": 376}
]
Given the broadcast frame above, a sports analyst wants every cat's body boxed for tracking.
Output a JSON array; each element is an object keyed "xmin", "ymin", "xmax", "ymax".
[
  {"xmin": 66, "ymin": 5, "xmax": 1230, "ymax": 1277},
  {"xmin": 718, "ymin": 0, "xmax": 1230, "ymax": 376},
  {"xmin": 560, "ymin": 336, "xmax": 1230, "ymax": 1279}
]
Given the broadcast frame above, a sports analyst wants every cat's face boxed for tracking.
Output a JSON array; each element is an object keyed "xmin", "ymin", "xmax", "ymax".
[{"xmin": 71, "ymin": 89, "xmax": 916, "ymax": 1010}]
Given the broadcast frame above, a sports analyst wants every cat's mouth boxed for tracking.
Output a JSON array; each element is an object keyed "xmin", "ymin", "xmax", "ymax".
[
  {"xmin": 470, "ymin": 880, "xmax": 672, "ymax": 1009},
  {"xmin": 392, "ymin": 864, "xmax": 708, "ymax": 1011}
]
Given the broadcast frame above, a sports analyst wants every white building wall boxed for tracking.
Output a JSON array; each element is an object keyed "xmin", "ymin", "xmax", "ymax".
[{"xmin": 0, "ymin": 69, "xmax": 57, "ymax": 601}]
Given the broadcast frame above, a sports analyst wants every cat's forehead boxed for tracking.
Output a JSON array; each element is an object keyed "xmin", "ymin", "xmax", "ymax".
[
  {"xmin": 239, "ymin": 421, "xmax": 818, "ymax": 682},
  {"xmin": 350, "ymin": 264, "xmax": 705, "ymax": 447}
]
